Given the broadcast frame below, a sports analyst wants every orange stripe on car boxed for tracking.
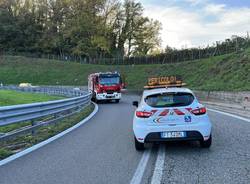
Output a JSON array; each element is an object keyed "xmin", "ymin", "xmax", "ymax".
[
  {"xmin": 185, "ymin": 108, "xmax": 192, "ymax": 112},
  {"xmin": 159, "ymin": 109, "xmax": 169, "ymax": 116},
  {"xmin": 174, "ymin": 109, "xmax": 185, "ymax": 115},
  {"xmin": 151, "ymin": 110, "xmax": 158, "ymax": 115}
]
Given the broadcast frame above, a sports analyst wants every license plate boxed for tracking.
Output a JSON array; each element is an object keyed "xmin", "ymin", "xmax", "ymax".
[
  {"xmin": 106, "ymin": 95, "xmax": 114, "ymax": 98},
  {"xmin": 161, "ymin": 131, "xmax": 186, "ymax": 138}
]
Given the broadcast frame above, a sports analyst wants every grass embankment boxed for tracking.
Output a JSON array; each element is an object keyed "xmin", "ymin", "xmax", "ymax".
[
  {"xmin": 0, "ymin": 47, "xmax": 250, "ymax": 91},
  {"xmin": 0, "ymin": 90, "xmax": 66, "ymax": 159},
  {"xmin": 0, "ymin": 103, "xmax": 94, "ymax": 160},
  {"xmin": 0, "ymin": 90, "xmax": 63, "ymax": 106}
]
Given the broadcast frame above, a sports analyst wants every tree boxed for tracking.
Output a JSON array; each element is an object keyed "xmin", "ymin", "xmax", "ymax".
[
  {"xmin": 0, "ymin": 0, "xmax": 162, "ymax": 58},
  {"xmin": 132, "ymin": 19, "xmax": 161, "ymax": 56},
  {"xmin": 117, "ymin": 0, "xmax": 144, "ymax": 57}
]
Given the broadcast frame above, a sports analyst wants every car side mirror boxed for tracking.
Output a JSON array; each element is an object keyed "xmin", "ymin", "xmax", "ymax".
[
  {"xmin": 132, "ymin": 101, "xmax": 138, "ymax": 107},
  {"xmin": 121, "ymin": 82, "xmax": 126, "ymax": 89}
]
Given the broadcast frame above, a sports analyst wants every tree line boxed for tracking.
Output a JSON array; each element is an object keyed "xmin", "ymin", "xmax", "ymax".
[{"xmin": 0, "ymin": 0, "xmax": 161, "ymax": 58}]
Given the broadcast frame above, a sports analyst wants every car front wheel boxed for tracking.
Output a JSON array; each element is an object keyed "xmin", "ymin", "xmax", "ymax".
[
  {"xmin": 200, "ymin": 135, "xmax": 212, "ymax": 148},
  {"xmin": 134, "ymin": 137, "xmax": 145, "ymax": 151}
]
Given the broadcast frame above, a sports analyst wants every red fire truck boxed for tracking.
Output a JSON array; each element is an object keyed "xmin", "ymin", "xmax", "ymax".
[{"xmin": 88, "ymin": 72, "xmax": 123, "ymax": 103}]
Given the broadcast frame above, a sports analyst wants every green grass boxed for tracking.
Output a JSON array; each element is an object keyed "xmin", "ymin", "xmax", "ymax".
[
  {"xmin": 0, "ymin": 47, "xmax": 250, "ymax": 91},
  {"xmin": 0, "ymin": 121, "xmax": 30, "ymax": 133},
  {"xmin": 0, "ymin": 90, "xmax": 64, "ymax": 133},
  {"xmin": 0, "ymin": 148, "xmax": 12, "ymax": 160},
  {"xmin": 0, "ymin": 90, "xmax": 63, "ymax": 106}
]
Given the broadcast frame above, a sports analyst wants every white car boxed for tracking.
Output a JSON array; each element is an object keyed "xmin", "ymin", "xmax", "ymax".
[
  {"xmin": 19, "ymin": 83, "xmax": 33, "ymax": 88},
  {"xmin": 132, "ymin": 87, "xmax": 212, "ymax": 150}
]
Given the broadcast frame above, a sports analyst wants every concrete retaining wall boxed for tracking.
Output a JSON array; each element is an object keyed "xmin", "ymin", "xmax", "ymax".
[{"xmin": 194, "ymin": 90, "xmax": 250, "ymax": 109}]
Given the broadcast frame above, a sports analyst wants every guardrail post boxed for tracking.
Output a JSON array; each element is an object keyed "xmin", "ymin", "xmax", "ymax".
[
  {"xmin": 207, "ymin": 91, "xmax": 210, "ymax": 101},
  {"xmin": 31, "ymin": 120, "xmax": 36, "ymax": 135},
  {"xmin": 242, "ymin": 96, "xmax": 250, "ymax": 110},
  {"xmin": 0, "ymin": 132, "xmax": 5, "ymax": 137}
]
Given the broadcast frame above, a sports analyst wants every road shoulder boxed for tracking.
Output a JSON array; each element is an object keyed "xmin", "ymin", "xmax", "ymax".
[{"xmin": 202, "ymin": 100, "xmax": 250, "ymax": 119}]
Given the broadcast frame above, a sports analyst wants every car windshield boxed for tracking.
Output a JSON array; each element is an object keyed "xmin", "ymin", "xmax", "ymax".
[
  {"xmin": 145, "ymin": 92, "xmax": 194, "ymax": 107},
  {"xmin": 99, "ymin": 77, "xmax": 120, "ymax": 85}
]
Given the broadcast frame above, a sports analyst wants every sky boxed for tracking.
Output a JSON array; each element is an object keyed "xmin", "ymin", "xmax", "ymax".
[{"xmin": 140, "ymin": 0, "xmax": 250, "ymax": 49}]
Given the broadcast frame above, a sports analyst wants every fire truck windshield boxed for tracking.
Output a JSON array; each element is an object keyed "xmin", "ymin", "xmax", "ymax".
[{"xmin": 99, "ymin": 76, "xmax": 120, "ymax": 85}]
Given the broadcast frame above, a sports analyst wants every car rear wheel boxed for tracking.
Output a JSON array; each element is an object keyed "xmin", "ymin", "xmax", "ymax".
[
  {"xmin": 200, "ymin": 135, "xmax": 212, "ymax": 148},
  {"xmin": 93, "ymin": 97, "xmax": 99, "ymax": 103},
  {"xmin": 134, "ymin": 137, "xmax": 145, "ymax": 151}
]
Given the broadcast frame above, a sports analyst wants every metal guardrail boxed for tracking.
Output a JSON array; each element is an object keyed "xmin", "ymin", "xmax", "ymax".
[
  {"xmin": 0, "ymin": 85, "xmax": 87, "ymax": 97},
  {"xmin": 0, "ymin": 86, "xmax": 92, "ymax": 141}
]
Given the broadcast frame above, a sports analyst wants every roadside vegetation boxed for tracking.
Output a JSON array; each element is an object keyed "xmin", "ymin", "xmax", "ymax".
[
  {"xmin": 0, "ymin": 90, "xmax": 63, "ymax": 134},
  {"xmin": 0, "ymin": 88, "xmax": 94, "ymax": 160},
  {"xmin": 0, "ymin": 0, "xmax": 161, "ymax": 58},
  {"xmin": 1, "ymin": 47, "xmax": 250, "ymax": 91},
  {"xmin": 0, "ymin": 89, "xmax": 77, "ymax": 160},
  {"xmin": 0, "ymin": 90, "xmax": 63, "ymax": 106},
  {"xmin": 0, "ymin": 104, "xmax": 94, "ymax": 160}
]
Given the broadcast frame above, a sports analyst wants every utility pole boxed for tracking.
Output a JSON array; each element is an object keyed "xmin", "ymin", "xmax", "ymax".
[
  {"xmin": 235, "ymin": 37, "xmax": 238, "ymax": 52},
  {"xmin": 247, "ymin": 31, "xmax": 250, "ymax": 46},
  {"xmin": 198, "ymin": 47, "xmax": 201, "ymax": 59}
]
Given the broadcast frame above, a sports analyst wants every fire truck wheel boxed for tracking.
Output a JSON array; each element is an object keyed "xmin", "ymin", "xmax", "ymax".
[{"xmin": 92, "ymin": 93, "xmax": 99, "ymax": 103}]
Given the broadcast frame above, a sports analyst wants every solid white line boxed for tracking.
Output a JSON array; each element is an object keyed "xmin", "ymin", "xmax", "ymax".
[
  {"xmin": 0, "ymin": 103, "xmax": 98, "ymax": 167},
  {"xmin": 151, "ymin": 146, "xmax": 166, "ymax": 184},
  {"xmin": 130, "ymin": 150, "xmax": 151, "ymax": 184},
  {"xmin": 208, "ymin": 108, "xmax": 250, "ymax": 123}
]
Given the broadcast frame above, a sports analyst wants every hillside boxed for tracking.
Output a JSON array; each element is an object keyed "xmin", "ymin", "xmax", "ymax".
[{"xmin": 0, "ymin": 48, "xmax": 250, "ymax": 91}]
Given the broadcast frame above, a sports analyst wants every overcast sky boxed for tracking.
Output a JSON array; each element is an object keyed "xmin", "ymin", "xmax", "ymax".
[{"xmin": 140, "ymin": 0, "xmax": 250, "ymax": 49}]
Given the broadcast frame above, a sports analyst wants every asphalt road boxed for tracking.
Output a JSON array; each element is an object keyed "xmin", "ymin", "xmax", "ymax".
[
  {"xmin": 0, "ymin": 94, "xmax": 250, "ymax": 184},
  {"xmin": 161, "ymin": 110, "xmax": 250, "ymax": 184}
]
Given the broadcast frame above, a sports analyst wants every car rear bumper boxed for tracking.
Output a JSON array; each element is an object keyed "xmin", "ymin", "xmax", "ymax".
[
  {"xmin": 96, "ymin": 92, "xmax": 121, "ymax": 100},
  {"xmin": 133, "ymin": 122, "xmax": 212, "ymax": 143},
  {"xmin": 144, "ymin": 131, "xmax": 203, "ymax": 143}
]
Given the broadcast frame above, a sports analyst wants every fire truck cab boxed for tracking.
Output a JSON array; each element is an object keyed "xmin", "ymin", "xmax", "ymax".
[{"xmin": 88, "ymin": 72, "xmax": 122, "ymax": 103}]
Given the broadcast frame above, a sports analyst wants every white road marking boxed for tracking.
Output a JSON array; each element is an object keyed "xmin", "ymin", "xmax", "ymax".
[
  {"xmin": 0, "ymin": 103, "xmax": 98, "ymax": 167},
  {"xmin": 130, "ymin": 150, "xmax": 151, "ymax": 184},
  {"xmin": 208, "ymin": 108, "xmax": 250, "ymax": 123},
  {"xmin": 147, "ymin": 108, "xmax": 249, "ymax": 184},
  {"xmin": 151, "ymin": 145, "xmax": 166, "ymax": 184}
]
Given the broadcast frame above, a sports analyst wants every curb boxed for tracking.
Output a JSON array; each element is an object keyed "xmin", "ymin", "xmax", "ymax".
[{"xmin": 0, "ymin": 102, "xmax": 98, "ymax": 167}]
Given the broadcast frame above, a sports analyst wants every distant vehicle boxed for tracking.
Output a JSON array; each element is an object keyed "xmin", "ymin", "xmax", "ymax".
[
  {"xmin": 88, "ymin": 72, "xmax": 123, "ymax": 103},
  {"xmin": 132, "ymin": 76, "xmax": 212, "ymax": 150},
  {"xmin": 19, "ymin": 83, "xmax": 33, "ymax": 88}
]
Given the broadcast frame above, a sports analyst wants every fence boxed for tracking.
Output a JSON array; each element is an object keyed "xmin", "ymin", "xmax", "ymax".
[
  {"xmin": 1, "ymin": 35, "xmax": 250, "ymax": 65},
  {"xmin": 0, "ymin": 86, "xmax": 92, "ymax": 141}
]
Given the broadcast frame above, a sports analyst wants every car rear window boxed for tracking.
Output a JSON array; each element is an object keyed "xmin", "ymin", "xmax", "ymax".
[{"xmin": 145, "ymin": 92, "xmax": 194, "ymax": 107}]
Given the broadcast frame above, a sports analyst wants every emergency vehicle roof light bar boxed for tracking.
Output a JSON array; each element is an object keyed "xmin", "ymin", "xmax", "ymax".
[{"xmin": 144, "ymin": 76, "xmax": 186, "ymax": 89}]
